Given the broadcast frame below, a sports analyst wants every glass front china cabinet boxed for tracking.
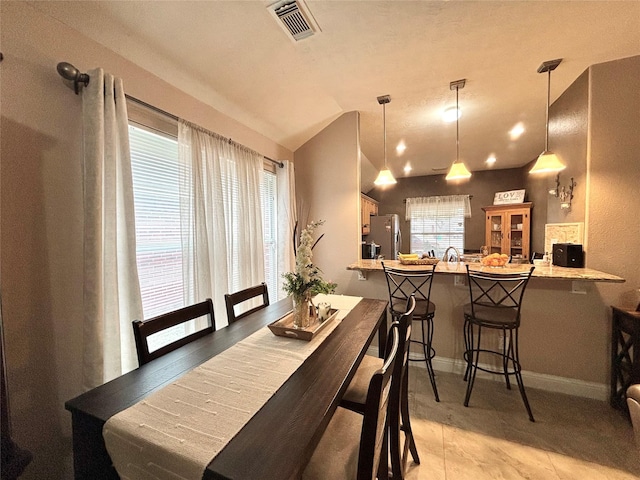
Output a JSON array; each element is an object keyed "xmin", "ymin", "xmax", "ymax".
[{"xmin": 482, "ymin": 202, "xmax": 532, "ymax": 261}]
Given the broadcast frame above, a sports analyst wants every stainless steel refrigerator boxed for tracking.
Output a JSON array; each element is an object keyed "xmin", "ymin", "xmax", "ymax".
[{"xmin": 367, "ymin": 214, "xmax": 402, "ymax": 260}]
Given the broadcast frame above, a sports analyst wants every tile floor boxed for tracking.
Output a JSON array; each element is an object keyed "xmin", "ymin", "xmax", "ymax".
[{"xmin": 403, "ymin": 367, "xmax": 640, "ymax": 480}]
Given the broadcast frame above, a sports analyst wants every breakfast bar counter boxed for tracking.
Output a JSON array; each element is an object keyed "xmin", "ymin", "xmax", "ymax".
[
  {"xmin": 344, "ymin": 259, "xmax": 626, "ymax": 398},
  {"xmin": 347, "ymin": 259, "xmax": 625, "ymax": 283}
]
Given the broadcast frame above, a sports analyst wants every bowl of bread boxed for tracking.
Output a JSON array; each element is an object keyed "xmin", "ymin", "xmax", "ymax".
[{"xmin": 480, "ymin": 253, "xmax": 509, "ymax": 267}]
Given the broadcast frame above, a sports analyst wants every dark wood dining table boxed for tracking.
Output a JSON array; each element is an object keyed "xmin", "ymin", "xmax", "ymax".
[{"xmin": 65, "ymin": 296, "xmax": 388, "ymax": 480}]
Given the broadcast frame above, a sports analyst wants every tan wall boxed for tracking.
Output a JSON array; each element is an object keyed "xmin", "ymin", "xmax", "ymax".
[
  {"xmin": 366, "ymin": 167, "xmax": 529, "ymax": 254},
  {"xmin": 588, "ymin": 55, "xmax": 640, "ymax": 309},
  {"xmin": 0, "ymin": 3, "xmax": 292, "ymax": 478},
  {"xmin": 293, "ymin": 112, "xmax": 361, "ymax": 292},
  {"xmin": 546, "ymin": 69, "xmax": 589, "ymax": 225}
]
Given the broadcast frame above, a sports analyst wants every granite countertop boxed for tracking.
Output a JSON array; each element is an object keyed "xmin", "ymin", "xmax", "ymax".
[{"xmin": 347, "ymin": 259, "xmax": 625, "ymax": 283}]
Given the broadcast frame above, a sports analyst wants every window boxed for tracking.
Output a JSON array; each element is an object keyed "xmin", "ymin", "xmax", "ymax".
[
  {"xmin": 130, "ymin": 124, "xmax": 185, "ymax": 319},
  {"xmin": 129, "ymin": 121, "xmax": 278, "ymax": 322},
  {"xmin": 261, "ymin": 168, "xmax": 278, "ymax": 300},
  {"xmin": 406, "ymin": 195, "xmax": 471, "ymax": 259}
]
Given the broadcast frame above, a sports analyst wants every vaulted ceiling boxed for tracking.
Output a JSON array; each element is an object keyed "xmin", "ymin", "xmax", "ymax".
[{"xmin": 31, "ymin": 0, "xmax": 640, "ymax": 187}]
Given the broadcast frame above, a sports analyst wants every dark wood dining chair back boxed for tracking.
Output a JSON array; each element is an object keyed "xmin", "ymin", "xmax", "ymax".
[
  {"xmin": 132, "ymin": 298, "xmax": 215, "ymax": 366},
  {"xmin": 388, "ymin": 295, "xmax": 419, "ymax": 479},
  {"xmin": 224, "ymin": 283, "xmax": 269, "ymax": 325},
  {"xmin": 358, "ymin": 322, "xmax": 399, "ymax": 480},
  {"xmin": 303, "ymin": 324, "xmax": 399, "ymax": 480}
]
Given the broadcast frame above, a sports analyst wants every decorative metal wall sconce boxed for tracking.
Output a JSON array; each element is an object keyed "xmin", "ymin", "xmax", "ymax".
[{"xmin": 549, "ymin": 173, "xmax": 576, "ymax": 210}]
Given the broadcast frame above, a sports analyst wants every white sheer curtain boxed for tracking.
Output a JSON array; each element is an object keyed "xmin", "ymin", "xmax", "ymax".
[
  {"xmin": 405, "ymin": 195, "xmax": 472, "ymax": 219},
  {"xmin": 276, "ymin": 160, "xmax": 297, "ymax": 300},
  {"xmin": 178, "ymin": 121, "xmax": 265, "ymax": 328},
  {"xmin": 82, "ymin": 68, "xmax": 143, "ymax": 389}
]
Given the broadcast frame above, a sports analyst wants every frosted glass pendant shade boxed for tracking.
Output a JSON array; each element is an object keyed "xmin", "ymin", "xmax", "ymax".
[
  {"xmin": 445, "ymin": 162, "xmax": 472, "ymax": 181},
  {"xmin": 529, "ymin": 151, "xmax": 566, "ymax": 174},
  {"xmin": 374, "ymin": 168, "xmax": 397, "ymax": 185}
]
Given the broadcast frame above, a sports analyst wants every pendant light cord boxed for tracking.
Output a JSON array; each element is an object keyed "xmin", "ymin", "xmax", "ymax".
[
  {"xmin": 545, "ymin": 69, "xmax": 551, "ymax": 152},
  {"xmin": 455, "ymin": 85, "xmax": 460, "ymax": 163},
  {"xmin": 383, "ymin": 102, "xmax": 387, "ymax": 168}
]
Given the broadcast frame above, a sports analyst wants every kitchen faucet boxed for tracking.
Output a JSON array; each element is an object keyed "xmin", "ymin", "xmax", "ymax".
[{"xmin": 443, "ymin": 246, "xmax": 461, "ymax": 262}]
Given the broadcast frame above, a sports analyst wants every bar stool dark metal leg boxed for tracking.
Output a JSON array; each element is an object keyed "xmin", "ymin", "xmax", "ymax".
[
  {"xmin": 464, "ymin": 321, "xmax": 535, "ymax": 422},
  {"xmin": 410, "ymin": 316, "xmax": 439, "ymax": 402},
  {"xmin": 511, "ymin": 328, "xmax": 534, "ymax": 422},
  {"xmin": 463, "ymin": 322, "xmax": 481, "ymax": 408}
]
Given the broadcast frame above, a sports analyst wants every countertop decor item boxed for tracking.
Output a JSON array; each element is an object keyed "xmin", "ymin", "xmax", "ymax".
[
  {"xmin": 398, "ymin": 253, "xmax": 440, "ymax": 265},
  {"xmin": 282, "ymin": 220, "xmax": 337, "ymax": 328}
]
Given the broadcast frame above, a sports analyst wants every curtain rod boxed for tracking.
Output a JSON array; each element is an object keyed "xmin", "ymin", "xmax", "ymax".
[{"xmin": 56, "ymin": 62, "xmax": 284, "ymax": 168}]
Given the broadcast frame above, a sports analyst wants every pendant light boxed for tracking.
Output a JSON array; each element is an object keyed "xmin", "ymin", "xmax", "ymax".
[
  {"xmin": 445, "ymin": 79, "xmax": 472, "ymax": 181},
  {"xmin": 373, "ymin": 95, "xmax": 397, "ymax": 186},
  {"xmin": 529, "ymin": 58, "xmax": 566, "ymax": 174}
]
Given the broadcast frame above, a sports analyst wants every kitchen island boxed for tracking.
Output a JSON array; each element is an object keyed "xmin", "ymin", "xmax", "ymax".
[
  {"xmin": 348, "ymin": 259, "xmax": 625, "ymax": 283},
  {"xmin": 343, "ymin": 259, "xmax": 625, "ymax": 401}
]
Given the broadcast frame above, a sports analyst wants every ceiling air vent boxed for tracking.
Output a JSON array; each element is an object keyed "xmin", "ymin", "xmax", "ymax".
[{"xmin": 269, "ymin": 0, "xmax": 320, "ymax": 42}]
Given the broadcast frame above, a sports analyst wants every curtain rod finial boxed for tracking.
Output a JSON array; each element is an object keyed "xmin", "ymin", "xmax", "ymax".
[{"xmin": 57, "ymin": 62, "xmax": 89, "ymax": 94}]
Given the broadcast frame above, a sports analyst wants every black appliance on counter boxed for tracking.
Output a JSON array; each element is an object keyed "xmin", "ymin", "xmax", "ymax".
[
  {"xmin": 361, "ymin": 242, "xmax": 381, "ymax": 259},
  {"xmin": 552, "ymin": 243, "xmax": 584, "ymax": 268}
]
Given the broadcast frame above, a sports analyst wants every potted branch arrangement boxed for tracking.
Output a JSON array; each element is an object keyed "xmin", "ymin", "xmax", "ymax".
[{"xmin": 282, "ymin": 220, "xmax": 337, "ymax": 329}]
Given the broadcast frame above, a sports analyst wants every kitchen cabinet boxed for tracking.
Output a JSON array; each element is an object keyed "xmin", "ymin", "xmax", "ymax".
[
  {"xmin": 482, "ymin": 203, "xmax": 532, "ymax": 260},
  {"xmin": 361, "ymin": 194, "xmax": 379, "ymax": 235}
]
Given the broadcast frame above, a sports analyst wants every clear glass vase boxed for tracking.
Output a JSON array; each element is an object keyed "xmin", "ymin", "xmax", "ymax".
[{"xmin": 292, "ymin": 295, "xmax": 310, "ymax": 329}]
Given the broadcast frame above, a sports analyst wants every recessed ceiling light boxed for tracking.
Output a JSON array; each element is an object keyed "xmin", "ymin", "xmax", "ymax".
[
  {"xmin": 442, "ymin": 106, "xmax": 461, "ymax": 123},
  {"xmin": 509, "ymin": 122, "xmax": 525, "ymax": 140},
  {"xmin": 396, "ymin": 141, "xmax": 406, "ymax": 154},
  {"xmin": 486, "ymin": 154, "xmax": 497, "ymax": 165},
  {"xmin": 404, "ymin": 163, "xmax": 412, "ymax": 174}
]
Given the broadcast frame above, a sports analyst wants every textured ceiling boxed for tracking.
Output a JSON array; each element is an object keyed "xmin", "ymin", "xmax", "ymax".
[{"xmin": 30, "ymin": 0, "xmax": 640, "ymax": 187}]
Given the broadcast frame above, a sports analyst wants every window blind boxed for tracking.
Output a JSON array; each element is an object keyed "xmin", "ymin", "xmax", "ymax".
[
  {"xmin": 406, "ymin": 195, "xmax": 470, "ymax": 259},
  {"xmin": 261, "ymin": 171, "xmax": 278, "ymax": 299},
  {"xmin": 129, "ymin": 125, "xmax": 186, "ymax": 319}
]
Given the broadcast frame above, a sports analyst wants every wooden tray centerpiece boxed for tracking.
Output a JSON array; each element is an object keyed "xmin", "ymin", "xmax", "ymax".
[{"xmin": 268, "ymin": 308, "xmax": 339, "ymax": 341}]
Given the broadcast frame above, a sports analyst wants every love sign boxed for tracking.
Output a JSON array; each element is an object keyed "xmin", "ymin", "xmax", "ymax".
[{"xmin": 493, "ymin": 189, "xmax": 525, "ymax": 205}]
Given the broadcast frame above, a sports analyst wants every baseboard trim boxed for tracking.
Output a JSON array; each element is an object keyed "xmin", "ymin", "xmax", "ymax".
[{"xmin": 405, "ymin": 353, "xmax": 609, "ymax": 401}]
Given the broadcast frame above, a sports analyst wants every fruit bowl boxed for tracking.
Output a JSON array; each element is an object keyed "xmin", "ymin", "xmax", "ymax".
[{"xmin": 481, "ymin": 253, "xmax": 509, "ymax": 267}]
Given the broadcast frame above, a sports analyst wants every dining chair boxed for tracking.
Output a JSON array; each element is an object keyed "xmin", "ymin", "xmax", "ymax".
[
  {"xmin": 132, "ymin": 298, "xmax": 215, "ymax": 366},
  {"xmin": 224, "ymin": 282, "xmax": 269, "ymax": 325},
  {"xmin": 340, "ymin": 295, "xmax": 419, "ymax": 480},
  {"xmin": 382, "ymin": 262, "xmax": 439, "ymax": 402},
  {"xmin": 463, "ymin": 265, "xmax": 535, "ymax": 421},
  {"xmin": 302, "ymin": 322, "xmax": 400, "ymax": 480}
]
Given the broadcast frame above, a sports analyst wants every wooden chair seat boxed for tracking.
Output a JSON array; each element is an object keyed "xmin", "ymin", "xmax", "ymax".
[
  {"xmin": 302, "ymin": 407, "xmax": 362, "ymax": 479},
  {"xmin": 341, "ymin": 355, "xmax": 383, "ymax": 410}
]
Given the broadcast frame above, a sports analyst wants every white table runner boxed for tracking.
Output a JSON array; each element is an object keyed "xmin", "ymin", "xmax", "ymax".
[{"xmin": 103, "ymin": 295, "xmax": 361, "ymax": 480}]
